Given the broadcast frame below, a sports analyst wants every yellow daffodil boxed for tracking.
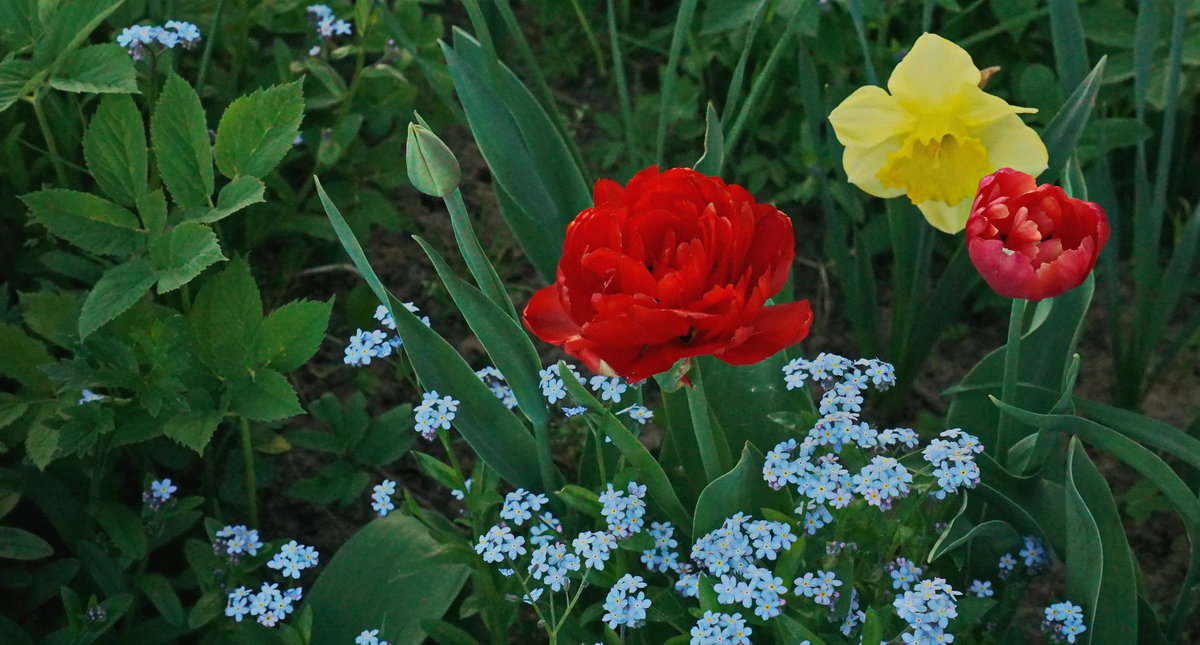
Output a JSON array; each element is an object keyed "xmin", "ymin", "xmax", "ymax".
[{"xmin": 827, "ymin": 33, "xmax": 1048, "ymax": 233}]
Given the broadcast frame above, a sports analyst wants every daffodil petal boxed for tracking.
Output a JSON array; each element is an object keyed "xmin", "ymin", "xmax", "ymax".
[
  {"xmin": 959, "ymin": 88, "xmax": 1037, "ymax": 129},
  {"xmin": 979, "ymin": 114, "xmax": 1049, "ymax": 177},
  {"xmin": 917, "ymin": 197, "xmax": 973, "ymax": 234},
  {"xmin": 829, "ymin": 86, "xmax": 916, "ymax": 148},
  {"xmin": 887, "ymin": 33, "xmax": 980, "ymax": 112},
  {"xmin": 843, "ymin": 137, "xmax": 907, "ymax": 199}
]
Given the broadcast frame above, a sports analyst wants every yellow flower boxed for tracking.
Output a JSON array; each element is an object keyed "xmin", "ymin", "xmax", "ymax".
[{"xmin": 827, "ymin": 33, "xmax": 1048, "ymax": 233}]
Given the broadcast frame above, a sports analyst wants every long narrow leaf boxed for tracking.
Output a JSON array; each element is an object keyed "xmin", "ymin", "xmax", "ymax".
[
  {"xmin": 558, "ymin": 363, "xmax": 692, "ymax": 533},
  {"xmin": 1041, "ymin": 58, "xmax": 1107, "ymax": 183},
  {"xmin": 655, "ymin": 0, "xmax": 700, "ymax": 165},
  {"xmin": 316, "ymin": 178, "xmax": 544, "ymax": 489}
]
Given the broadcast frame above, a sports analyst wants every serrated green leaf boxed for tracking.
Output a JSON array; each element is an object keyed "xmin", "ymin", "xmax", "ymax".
[
  {"xmin": 79, "ymin": 259, "xmax": 156, "ymax": 338},
  {"xmin": 83, "ymin": 94, "xmax": 146, "ymax": 207},
  {"xmin": 149, "ymin": 222, "xmax": 225, "ymax": 293},
  {"xmin": 214, "ymin": 80, "xmax": 303, "ymax": 179},
  {"xmin": 48, "ymin": 43, "xmax": 136, "ymax": 93},
  {"xmin": 0, "ymin": 527, "xmax": 53, "ymax": 560},
  {"xmin": 230, "ymin": 369, "xmax": 303, "ymax": 422},
  {"xmin": 164, "ymin": 409, "xmax": 223, "ymax": 454},
  {"xmin": 25, "ymin": 424, "xmax": 59, "ymax": 470},
  {"xmin": 258, "ymin": 299, "xmax": 332, "ymax": 371},
  {"xmin": 20, "ymin": 290, "xmax": 77, "ymax": 349},
  {"xmin": 21, "ymin": 189, "xmax": 144, "ymax": 256},
  {"xmin": 0, "ymin": 58, "xmax": 42, "ymax": 113},
  {"xmin": 152, "ymin": 74, "xmax": 213, "ymax": 207},
  {"xmin": 188, "ymin": 175, "xmax": 265, "ymax": 223},
  {"xmin": 188, "ymin": 259, "xmax": 262, "ymax": 376},
  {"xmin": 0, "ymin": 322, "xmax": 54, "ymax": 390},
  {"xmin": 33, "ymin": 0, "xmax": 125, "ymax": 70},
  {"xmin": 137, "ymin": 188, "xmax": 167, "ymax": 238},
  {"xmin": 305, "ymin": 514, "xmax": 469, "ymax": 644}
]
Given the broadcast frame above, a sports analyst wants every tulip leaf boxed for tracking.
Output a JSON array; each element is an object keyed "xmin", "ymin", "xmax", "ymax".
[
  {"xmin": 413, "ymin": 236, "xmax": 548, "ymax": 430},
  {"xmin": 1042, "ymin": 57, "xmax": 1106, "ymax": 183},
  {"xmin": 692, "ymin": 442, "xmax": 789, "ymax": 537},
  {"xmin": 692, "ymin": 102, "xmax": 724, "ymax": 176},
  {"xmin": 316, "ymin": 178, "xmax": 544, "ymax": 489},
  {"xmin": 1064, "ymin": 437, "xmax": 1138, "ymax": 645},
  {"xmin": 557, "ymin": 362, "xmax": 692, "ymax": 533},
  {"xmin": 973, "ymin": 453, "xmax": 1066, "ymax": 549}
]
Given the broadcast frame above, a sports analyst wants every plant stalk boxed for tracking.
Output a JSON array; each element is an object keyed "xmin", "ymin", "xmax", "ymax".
[
  {"xmin": 239, "ymin": 417, "xmax": 258, "ymax": 526},
  {"xmin": 995, "ymin": 298, "xmax": 1028, "ymax": 460}
]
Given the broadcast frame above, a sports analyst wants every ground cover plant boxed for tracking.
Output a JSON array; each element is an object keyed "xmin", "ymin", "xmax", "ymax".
[{"xmin": 0, "ymin": 1, "xmax": 1197, "ymax": 644}]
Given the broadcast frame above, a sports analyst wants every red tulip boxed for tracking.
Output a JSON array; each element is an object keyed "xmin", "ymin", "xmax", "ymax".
[
  {"xmin": 966, "ymin": 168, "xmax": 1109, "ymax": 301},
  {"xmin": 523, "ymin": 166, "xmax": 813, "ymax": 382}
]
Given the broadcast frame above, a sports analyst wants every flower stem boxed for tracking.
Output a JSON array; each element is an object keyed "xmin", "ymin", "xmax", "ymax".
[
  {"xmin": 995, "ymin": 298, "xmax": 1027, "ymax": 461},
  {"xmin": 31, "ymin": 93, "xmax": 69, "ymax": 186},
  {"xmin": 239, "ymin": 417, "xmax": 258, "ymax": 526},
  {"xmin": 686, "ymin": 362, "xmax": 725, "ymax": 482},
  {"xmin": 195, "ymin": 0, "xmax": 226, "ymax": 93},
  {"xmin": 438, "ymin": 427, "xmax": 464, "ymax": 481}
]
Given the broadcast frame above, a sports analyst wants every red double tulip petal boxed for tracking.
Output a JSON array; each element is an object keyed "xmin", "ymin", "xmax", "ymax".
[
  {"xmin": 965, "ymin": 168, "xmax": 1109, "ymax": 301},
  {"xmin": 523, "ymin": 166, "xmax": 812, "ymax": 382}
]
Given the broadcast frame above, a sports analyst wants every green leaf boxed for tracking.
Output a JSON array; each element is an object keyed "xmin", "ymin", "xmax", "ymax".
[
  {"xmin": 188, "ymin": 592, "xmax": 224, "ymax": 629},
  {"xmin": 776, "ymin": 614, "xmax": 827, "ymax": 645},
  {"xmin": 92, "ymin": 501, "xmax": 147, "ymax": 561},
  {"xmin": 1073, "ymin": 398, "xmax": 1200, "ymax": 471},
  {"xmin": 0, "ymin": 58, "xmax": 42, "ymax": 114},
  {"xmin": 692, "ymin": 102, "xmax": 724, "ymax": 176},
  {"xmin": 420, "ymin": 618, "xmax": 479, "ymax": 645},
  {"xmin": 316, "ymin": 178, "xmax": 545, "ymax": 489},
  {"xmin": 214, "ymin": 80, "xmax": 303, "ymax": 180},
  {"xmin": 0, "ymin": 322, "xmax": 54, "ymax": 391},
  {"xmin": 1065, "ymin": 438, "xmax": 1138, "ymax": 644},
  {"xmin": 164, "ymin": 409, "xmax": 223, "ymax": 454},
  {"xmin": 79, "ymin": 259, "xmax": 156, "ymax": 338},
  {"xmin": 1049, "ymin": 0, "xmax": 1091, "ymax": 89},
  {"xmin": 305, "ymin": 514, "xmax": 469, "ymax": 644},
  {"xmin": 861, "ymin": 608, "xmax": 883, "ymax": 645},
  {"xmin": 82, "ymin": 94, "xmax": 146, "ymax": 207},
  {"xmin": 974, "ymin": 453, "xmax": 1067, "ymax": 547},
  {"xmin": 152, "ymin": 74, "xmax": 213, "ymax": 207},
  {"xmin": 406, "ymin": 121, "xmax": 461, "ymax": 197},
  {"xmin": 414, "ymin": 236, "xmax": 546, "ymax": 428},
  {"xmin": 698, "ymin": 352, "xmax": 807, "ymax": 452},
  {"xmin": 412, "ymin": 452, "xmax": 461, "ymax": 491},
  {"xmin": 259, "ymin": 299, "xmax": 333, "ymax": 371},
  {"xmin": 0, "ymin": 527, "xmax": 53, "ymax": 560},
  {"xmin": 558, "ymin": 363, "xmax": 692, "ymax": 532},
  {"xmin": 21, "ymin": 189, "xmax": 144, "ymax": 256},
  {"xmin": 229, "ymin": 369, "xmax": 303, "ymax": 422},
  {"xmin": 693, "ymin": 443, "xmax": 788, "ymax": 537},
  {"xmin": 189, "ymin": 175, "xmax": 266, "ymax": 223},
  {"xmin": 25, "ymin": 424, "xmax": 59, "ymax": 469},
  {"xmin": 288, "ymin": 461, "xmax": 369, "ymax": 505},
  {"xmin": 1042, "ymin": 57, "xmax": 1107, "ymax": 183},
  {"xmin": 188, "ymin": 259, "xmax": 262, "ymax": 377},
  {"xmin": 149, "ymin": 222, "xmax": 226, "ymax": 293},
  {"xmin": 354, "ymin": 404, "xmax": 416, "ymax": 467},
  {"xmin": 48, "ymin": 43, "xmax": 136, "ymax": 93},
  {"xmin": 33, "ymin": 0, "xmax": 125, "ymax": 70},
  {"xmin": 930, "ymin": 518, "xmax": 1022, "ymax": 562},
  {"xmin": 137, "ymin": 188, "xmax": 168, "ymax": 238}
]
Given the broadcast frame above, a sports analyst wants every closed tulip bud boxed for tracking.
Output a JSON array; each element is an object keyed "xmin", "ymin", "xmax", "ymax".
[{"xmin": 406, "ymin": 121, "xmax": 461, "ymax": 197}]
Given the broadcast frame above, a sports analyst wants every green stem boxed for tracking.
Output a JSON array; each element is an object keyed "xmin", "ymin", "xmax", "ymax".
[
  {"xmin": 591, "ymin": 425, "xmax": 607, "ymax": 484},
  {"xmin": 533, "ymin": 420, "xmax": 558, "ymax": 497},
  {"xmin": 239, "ymin": 417, "xmax": 259, "ymax": 526},
  {"xmin": 438, "ymin": 427, "xmax": 464, "ymax": 480},
  {"xmin": 846, "ymin": 0, "xmax": 878, "ymax": 86},
  {"xmin": 32, "ymin": 93, "xmax": 69, "ymax": 186},
  {"xmin": 995, "ymin": 298, "xmax": 1028, "ymax": 460},
  {"xmin": 605, "ymin": 0, "xmax": 636, "ymax": 164},
  {"xmin": 567, "ymin": 0, "xmax": 606, "ymax": 75},
  {"xmin": 444, "ymin": 189, "xmax": 515, "ymax": 319},
  {"xmin": 686, "ymin": 363, "xmax": 725, "ymax": 482},
  {"xmin": 195, "ymin": 0, "xmax": 226, "ymax": 93}
]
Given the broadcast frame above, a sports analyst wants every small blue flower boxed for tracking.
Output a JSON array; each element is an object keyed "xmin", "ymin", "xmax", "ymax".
[
  {"xmin": 370, "ymin": 479, "xmax": 396, "ymax": 517},
  {"xmin": 215, "ymin": 525, "xmax": 263, "ymax": 558},
  {"xmin": 969, "ymin": 579, "xmax": 994, "ymax": 597},
  {"xmin": 619, "ymin": 404, "xmax": 654, "ymax": 424},
  {"xmin": 1042, "ymin": 600, "xmax": 1086, "ymax": 643},
  {"xmin": 602, "ymin": 574, "xmax": 651, "ymax": 630},
  {"xmin": 79, "ymin": 389, "xmax": 105, "ymax": 404},
  {"xmin": 475, "ymin": 525, "xmax": 525, "ymax": 563},
  {"xmin": 413, "ymin": 390, "xmax": 460, "ymax": 440}
]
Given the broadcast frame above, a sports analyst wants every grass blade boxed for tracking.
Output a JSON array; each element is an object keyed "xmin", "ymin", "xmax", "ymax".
[
  {"xmin": 1041, "ymin": 57, "xmax": 1107, "ymax": 183},
  {"xmin": 655, "ymin": 0, "xmax": 700, "ymax": 166},
  {"xmin": 1048, "ymin": 0, "xmax": 1090, "ymax": 89}
]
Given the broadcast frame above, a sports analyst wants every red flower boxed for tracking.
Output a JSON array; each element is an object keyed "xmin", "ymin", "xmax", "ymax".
[
  {"xmin": 523, "ymin": 166, "xmax": 813, "ymax": 382},
  {"xmin": 966, "ymin": 168, "xmax": 1109, "ymax": 301}
]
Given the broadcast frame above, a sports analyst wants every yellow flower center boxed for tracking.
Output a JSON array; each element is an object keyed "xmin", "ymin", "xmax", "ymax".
[{"xmin": 877, "ymin": 132, "xmax": 990, "ymax": 205}]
